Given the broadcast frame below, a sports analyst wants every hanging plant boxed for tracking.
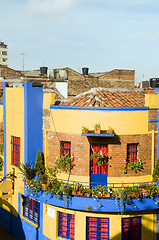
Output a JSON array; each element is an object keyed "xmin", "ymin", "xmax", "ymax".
[{"xmin": 90, "ymin": 152, "xmax": 109, "ymax": 166}]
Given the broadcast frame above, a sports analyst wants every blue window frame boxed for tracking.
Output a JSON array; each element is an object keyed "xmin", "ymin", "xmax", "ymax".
[
  {"xmin": 87, "ymin": 217, "xmax": 109, "ymax": 240},
  {"xmin": 58, "ymin": 212, "xmax": 75, "ymax": 240},
  {"xmin": 122, "ymin": 217, "xmax": 141, "ymax": 240},
  {"xmin": 23, "ymin": 196, "xmax": 40, "ymax": 226},
  {"xmin": 127, "ymin": 144, "xmax": 138, "ymax": 163},
  {"xmin": 61, "ymin": 141, "xmax": 71, "ymax": 157}
]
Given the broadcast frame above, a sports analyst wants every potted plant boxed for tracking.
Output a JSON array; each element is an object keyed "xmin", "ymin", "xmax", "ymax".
[
  {"xmin": 18, "ymin": 163, "xmax": 35, "ymax": 183},
  {"xmin": 55, "ymin": 153, "xmax": 75, "ymax": 183},
  {"xmin": 94, "ymin": 123, "xmax": 101, "ymax": 134},
  {"xmin": 0, "ymin": 156, "xmax": 3, "ymax": 172},
  {"xmin": 152, "ymin": 157, "xmax": 159, "ymax": 185},
  {"xmin": 35, "ymin": 150, "xmax": 45, "ymax": 175},
  {"xmin": 82, "ymin": 126, "xmax": 89, "ymax": 133},
  {"xmin": 107, "ymin": 126, "xmax": 114, "ymax": 134}
]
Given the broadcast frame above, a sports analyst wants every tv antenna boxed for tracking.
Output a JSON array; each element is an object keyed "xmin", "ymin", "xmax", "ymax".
[{"xmin": 19, "ymin": 53, "xmax": 28, "ymax": 75}]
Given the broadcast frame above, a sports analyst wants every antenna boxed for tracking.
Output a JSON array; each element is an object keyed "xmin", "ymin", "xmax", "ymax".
[{"xmin": 19, "ymin": 53, "xmax": 28, "ymax": 76}]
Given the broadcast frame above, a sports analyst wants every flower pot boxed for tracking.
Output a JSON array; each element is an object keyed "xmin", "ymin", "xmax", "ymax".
[
  {"xmin": 107, "ymin": 129, "xmax": 113, "ymax": 134},
  {"xmin": 103, "ymin": 193, "xmax": 110, "ymax": 198},
  {"xmin": 82, "ymin": 129, "xmax": 88, "ymax": 133},
  {"xmin": 26, "ymin": 179, "xmax": 32, "ymax": 184},
  {"xmin": 95, "ymin": 127, "xmax": 101, "ymax": 134},
  {"xmin": 42, "ymin": 184, "xmax": 46, "ymax": 190}
]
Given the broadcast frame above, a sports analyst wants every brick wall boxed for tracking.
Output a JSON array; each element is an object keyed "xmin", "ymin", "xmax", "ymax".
[
  {"xmin": 0, "ymin": 65, "xmax": 21, "ymax": 79},
  {"xmin": 148, "ymin": 109, "xmax": 158, "ymax": 132},
  {"xmin": 67, "ymin": 68, "xmax": 135, "ymax": 96},
  {"xmin": 45, "ymin": 131, "xmax": 154, "ymax": 179}
]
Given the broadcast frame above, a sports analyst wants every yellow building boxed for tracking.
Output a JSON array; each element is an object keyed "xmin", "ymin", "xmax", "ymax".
[{"xmin": 0, "ymin": 82, "xmax": 159, "ymax": 240}]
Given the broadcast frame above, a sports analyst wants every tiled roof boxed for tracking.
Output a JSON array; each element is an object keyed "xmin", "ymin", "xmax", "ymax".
[{"xmin": 60, "ymin": 88, "xmax": 146, "ymax": 108}]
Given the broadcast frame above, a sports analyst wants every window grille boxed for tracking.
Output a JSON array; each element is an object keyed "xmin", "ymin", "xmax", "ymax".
[
  {"xmin": 11, "ymin": 136, "xmax": 20, "ymax": 166},
  {"xmin": 58, "ymin": 212, "xmax": 75, "ymax": 240},
  {"xmin": 127, "ymin": 144, "xmax": 138, "ymax": 163},
  {"xmin": 122, "ymin": 217, "xmax": 141, "ymax": 240},
  {"xmin": 23, "ymin": 196, "xmax": 40, "ymax": 226},
  {"xmin": 87, "ymin": 217, "xmax": 109, "ymax": 240}
]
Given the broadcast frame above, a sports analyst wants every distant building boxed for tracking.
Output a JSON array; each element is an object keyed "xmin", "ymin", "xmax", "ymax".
[
  {"xmin": 23, "ymin": 67, "xmax": 135, "ymax": 97},
  {"xmin": 0, "ymin": 42, "xmax": 8, "ymax": 66}
]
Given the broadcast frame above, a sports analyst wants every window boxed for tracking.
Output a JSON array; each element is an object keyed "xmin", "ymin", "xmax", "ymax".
[
  {"xmin": 11, "ymin": 136, "xmax": 20, "ymax": 166},
  {"xmin": 23, "ymin": 196, "xmax": 40, "ymax": 226},
  {"xmin": 122, "ymin": 217, "xmax": 141, "ymax": 240},
  {"xmin": 87, "ymin": 217, "xmax": 109, "ymax": 240},
  {"xmin": 58, "ymin": 212, "xmax": 75, "ymax": 240},
  {"xmin": 2, "ymin": 51, "xmax": 7, "ymax": 55},
  {"xmin": 2, "ymin": 58, "xmax": 7, "ymax": 62},
  {"xmin": 90, "ymin": 144, "xmax": 108, "ymax": 174},
  {"xmin": 127, "ymin": 144, "xmax": 138, "ymax": 163},
  {"xmin": 61, "ymin": 141, "xmax": 71, "ymax": 157}
]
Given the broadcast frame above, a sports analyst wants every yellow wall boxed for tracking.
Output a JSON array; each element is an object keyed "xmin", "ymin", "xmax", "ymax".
[
  {"xmin": 145, "ymin": 93, "xmax": 159, "ymax": 109},
  {"xmin": 43, "ymin": 93, "xmax": 56, "ymax": 109},
  {"xmin": 0, "ymin": 104, "xmax": 3, "ymax": 123},
  {"xmin": 50, "ymin": 109, "xmax": 148, "ymax": 135},
  {"xmin": 43, "ymin": 203, "xmax": 156, "ymax": 240},
  {"xmin": 4, "ymin": 87, "xmax": 25, "ymax": 214}
]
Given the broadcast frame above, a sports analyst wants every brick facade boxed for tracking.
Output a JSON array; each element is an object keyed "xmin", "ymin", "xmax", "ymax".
[
  {"xmin": 0, "ymin": 64, "xmax": 21, "ymax": 79},
  {"xmin": 45, "ymin": 130, "xmax": 154, "ymax": 178},
  {"xmin": 67, "ymin": 68, "xmax": 135, "ymax": 96}
]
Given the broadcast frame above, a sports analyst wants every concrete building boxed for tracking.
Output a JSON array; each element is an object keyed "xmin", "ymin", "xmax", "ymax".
[
  {"xmin": 0, "ymin": 82, "xmax": 159, "ymax": 239},
  {"xmin": 0, "ymin": 42, "xmax": 8, "ymax": 66}
]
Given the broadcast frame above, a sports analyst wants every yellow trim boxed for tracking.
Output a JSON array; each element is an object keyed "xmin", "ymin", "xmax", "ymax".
[{"xmin": 151, "ymin": 130, "xmax": 155, "ymax": 179}]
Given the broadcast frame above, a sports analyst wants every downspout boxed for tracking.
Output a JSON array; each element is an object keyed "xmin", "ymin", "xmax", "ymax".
[
  {"xmin": 44, "ymin": 129, "xmax": 47, "ymax": 168},
  {"xmin": 151, "ymin": 129, "xmax": 155, "ymax": 179}
]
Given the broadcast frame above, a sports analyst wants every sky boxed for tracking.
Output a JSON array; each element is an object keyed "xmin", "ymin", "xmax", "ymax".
[{"xmin": 1, "ymin": 0, "xmax": 159, "ymax": 85}]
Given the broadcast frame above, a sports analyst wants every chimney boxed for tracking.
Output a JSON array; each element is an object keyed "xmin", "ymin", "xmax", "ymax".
[{"xmin": 82, "ymin": 67, "xmax": 89, "ymax": 75}]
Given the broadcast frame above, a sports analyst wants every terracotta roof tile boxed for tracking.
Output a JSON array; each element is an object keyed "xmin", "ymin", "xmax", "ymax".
[{"xmin": 60, "ymin": 88, "xmax": 147, "ymax": 108}]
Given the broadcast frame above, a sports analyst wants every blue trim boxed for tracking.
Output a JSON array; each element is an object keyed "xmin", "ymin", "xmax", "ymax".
[
  {"xmin": 0, "ymin": 102, "xmax": 3, "ymax": 105},
  {"xmin": 149, "ymin": 120, "xmax": 158, "ymax": 123},
  {"xmin": 3, "ymin": 82, "xmax": 7, "ymax": 177},
  {"xmin": 82, "ymin": 133, "xmax": 114, "ymax": 137},
  {"xmin": 157, "ymin": 110, "xmax": 159, "ymax": 158},
  {"xmin": 24, "ymin": 82, "xmax": 43, "ymax": 165},
  {"xmin": 50, "ymin": 105, "xmax": 149, "ymax": 111}
]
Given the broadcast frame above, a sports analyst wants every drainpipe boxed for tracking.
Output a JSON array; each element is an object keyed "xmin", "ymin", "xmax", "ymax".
[
  {"xmin": 44, "ymin": 129, "xmax": 47, "ymax": 168},
  {"xmin": 151, "ymin": 129, "xmax": 155, "ymax": 179}
]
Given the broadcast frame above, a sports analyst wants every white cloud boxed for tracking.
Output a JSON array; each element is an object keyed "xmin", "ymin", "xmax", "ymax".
[{"xmin": 28, "ymin": 0, "xmax": 82, "ymax": 15}]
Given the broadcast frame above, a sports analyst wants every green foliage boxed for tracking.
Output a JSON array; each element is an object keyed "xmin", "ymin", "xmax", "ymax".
[
  {"xmin": 35, "ymin": 150, "xmax": 45, "ymax": 174},
  {"xmin": 0, "ymin": 144, "xmax": 3, "ymax": 155},
  {"xmin": 152, "ymin": 157, "xmax": 159, "ymax": 181},
  {"xmin": 26, "ymin": 179, "xmax": 42, "ymax": 196},
  {"xmin": 0, "ymin": 156, "xmax": 3, "ymax": 171},
  {"xmin": 124, "ymin": 159, "xmax": 144, "ymax": 174},
  {"xmin": 63, "ymin": 184, "xmax": 73, "ymax": 196},
  {"xmin": 18, "ymin": 163, "xmax": 35, "ymax": 180},
  {"xmin": 56, "ymin": 153, "xmax": 75, "ymax": 182},
  {"xmin": 86, "ymin": 205, "xmax": 92, "ymax": 211},
  {"xmin": 94, "ymin": 123, "xmax": 101, "ymax": 128},
  {"xmin": 90, "ymin": 152, "xmax": 109, "ymax": 166}
]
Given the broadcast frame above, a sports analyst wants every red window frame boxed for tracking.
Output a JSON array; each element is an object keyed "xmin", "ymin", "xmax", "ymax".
[
  {"xmin": 87, "ymin": 217, "xmax": 109, "ymax": 240},
  {"xmin": 122, "ymin": 217, "xmax": 141, "ymax": 240},
  {"xmin": 127, "ymin": 144, "xmax": 138, "ymax": 163},
  {"xmin": 58, "ymin": 212, "xmax": 75, "ymax": 240},
  {"xmin": 61, "ymin": 141, "xmax": 71, "ymax": 157},
  {"xmin": 11, "ymin": 136, "xmax": 20, "ymax": 166},
  {"xmin": 90, "ymin": 144, "xmax": 108, "ymax": 174}
]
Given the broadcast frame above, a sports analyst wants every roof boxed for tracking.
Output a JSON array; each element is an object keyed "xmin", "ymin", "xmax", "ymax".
[{"xmin": 60, "ymin": 88, "xmax": 146, "ymax": 108}]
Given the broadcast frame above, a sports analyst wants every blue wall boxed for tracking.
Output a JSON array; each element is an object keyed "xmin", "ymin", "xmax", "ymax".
[{"xmin": 24, "ymin": 82, "xmax": 43, "ymax": 165}]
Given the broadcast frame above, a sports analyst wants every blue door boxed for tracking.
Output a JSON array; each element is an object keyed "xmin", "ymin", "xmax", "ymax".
[{"xmin": 90, "ymin": 144, "xmax": 108, "ymax": 188}]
